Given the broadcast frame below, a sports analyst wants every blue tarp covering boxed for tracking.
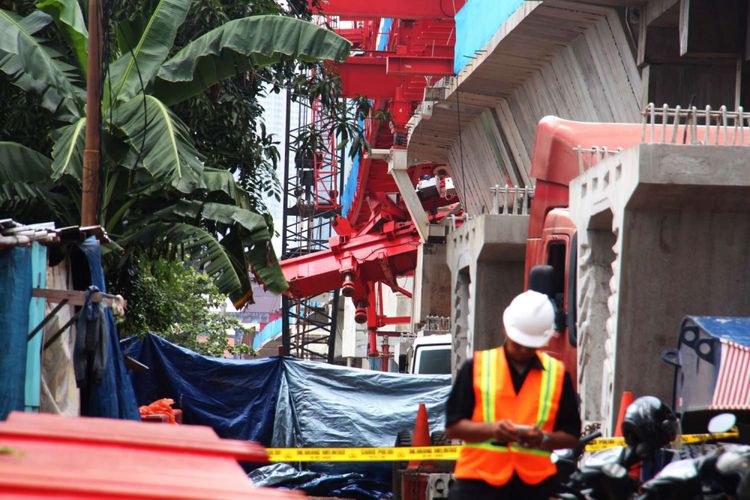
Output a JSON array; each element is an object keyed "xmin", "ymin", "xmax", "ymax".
[
  {"xmin": 125, "ymin": 334, "xmax": 283, "ymax": 444},
  {"xmin": 454, "ymin": 0, "xmax": 524, "ymax": 73},
  {"xmin": 124, "ymin": 334, "xmax": 451, "ymax": 451},
  {"xmin": 124, "ymin": 333, "xmax": 451, "ymax": 493},
  {"xmin": 684, "ymin": 316, "xmax": 750, "ymax": 347},
  {"xmin": 0, "ymin": 246, "xmax": 32, "ymax": 420},
  {"xmin": 249, "ymin": 463, "xmax": 388, "ymax": 500},
  {"xmin": 78, "ymin": 237, "xmax": 140, "ymax": 420}
]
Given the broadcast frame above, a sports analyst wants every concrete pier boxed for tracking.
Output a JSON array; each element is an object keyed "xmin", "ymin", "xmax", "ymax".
[
  {"xmin": 570, "ymin": 144, "xmax": 750, "ymax": 433},
  {"xmin": 446, "ymin": 215, "xmax": 529, "ymax": 372}
]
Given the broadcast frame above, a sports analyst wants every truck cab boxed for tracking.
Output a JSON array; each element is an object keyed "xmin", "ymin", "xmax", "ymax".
[{"xmin": 523, "ymin": 117, "xmax": 644, "ymax": 381}]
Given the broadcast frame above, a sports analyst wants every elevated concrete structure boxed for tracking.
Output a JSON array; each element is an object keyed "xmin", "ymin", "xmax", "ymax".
[
  {"xmin": 412, "ymin": 243, "xmax": 452, "ymax": 330},
  {"xmin": 408, "ymin": 1, "xmax": 640, "ymax": 215},
  {"xmin": 571, "ymin": 143, "xmax": 750, "ymax": 433},
  {"xmin": 446, "ymin": 215, "xmax": 529, "ymax": 373}
]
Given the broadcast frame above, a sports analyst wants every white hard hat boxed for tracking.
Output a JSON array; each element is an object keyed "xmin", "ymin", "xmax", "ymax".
[{"xmin": 502, "ymin": 290, "xmax": 555, "ymax": 348}]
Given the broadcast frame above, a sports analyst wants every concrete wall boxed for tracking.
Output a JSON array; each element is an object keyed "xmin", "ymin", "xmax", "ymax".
[
  {"xmin": 412, "ymin": 244, "xmax": 452, "ymax": 329},
  {"xmin": 570, "ymin": 144, "xmax": 750, "ymax": 433},
  {"xmin": 447, "ymin": 215, "xmax": 529, "ymax": 374}
]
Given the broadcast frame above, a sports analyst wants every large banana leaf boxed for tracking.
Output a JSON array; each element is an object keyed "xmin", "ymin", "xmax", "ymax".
[
  {"xmin": 121, "ymin": 222, "xmax": 245, "ymax": 303},
  {"xmin": 0, "ymin": 141, "xmax": 56, "ymax": 220},
  {"xmin": 0, "ymin": 9, "xmax": 82, "ymax": 120},
  {"xmin": 0, "ymin": 141, "xmax": 52, "ymax": 181},
  {"xmin": 201, "ymin": 202, "xmax": 271, "ymax": 242},
  {"xmin": 247, "ymin": 239, "xmax": 286, "ymax": 298},
  {"xmin": 152, "ymin": 200, "xmax": 288, "ymax": 302},
  {"xmin": 153, "ymin": 15, "xmax": 351, "ymax": 106},
  {"xmin": 198, "ymin": 202, "xmax": 288, "ymax": 296},
  {"xmin": 107, "ymin": 0, "xmax": 191, "ymax": 104},
  {"xmin": 202, "ymin": 167, "xmax": 253, "ymax": 208},
  {"xmin": 35, "ymin": 0, "xmax": 87, "ymax": 75},
  {"xmin": 114, "ymin": 94, "xmax": 205, "ymax": 193},
  {"xmin": 50, "ymin": 117, "xmax": 85, "ymax": 180}
]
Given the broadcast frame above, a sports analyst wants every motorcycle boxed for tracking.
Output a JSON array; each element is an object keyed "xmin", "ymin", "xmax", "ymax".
[
  {"xmin": 639, "ymin": 413, "xmax": 750, "ymax": 500},
  {"xmin": 553, "ymin": 397, "xmax": 748, "ymax": 499}
]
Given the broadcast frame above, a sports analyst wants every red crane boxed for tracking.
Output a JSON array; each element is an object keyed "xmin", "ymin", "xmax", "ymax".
[{"xmin": 280, "ymin": 3, "xmax": 463, "ymax": 360}]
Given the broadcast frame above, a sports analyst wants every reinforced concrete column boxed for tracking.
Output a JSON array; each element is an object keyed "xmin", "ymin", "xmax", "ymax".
[{"xmin": 447, "ymin": 215, "xmax": 528, "ymax": 375}]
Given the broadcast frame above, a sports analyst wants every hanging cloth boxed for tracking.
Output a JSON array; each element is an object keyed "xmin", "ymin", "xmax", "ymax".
[{"xmin": 73, "ymin": 286, "xmax": 110, "ymax": 387}]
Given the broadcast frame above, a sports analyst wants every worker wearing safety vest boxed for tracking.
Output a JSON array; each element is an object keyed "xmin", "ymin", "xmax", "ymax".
[{"xmin": 446, "ymin": 290, "xmax": 581, "ymax": 499}]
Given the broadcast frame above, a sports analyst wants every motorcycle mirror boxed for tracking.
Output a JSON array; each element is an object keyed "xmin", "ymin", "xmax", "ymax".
[
  {"xmin": 602, "ymin": 462, "xmax": 628, "ymax": 479},
  {"xmin": 708, "ymin": 413, "xmax": 736, "ymax": 434}
]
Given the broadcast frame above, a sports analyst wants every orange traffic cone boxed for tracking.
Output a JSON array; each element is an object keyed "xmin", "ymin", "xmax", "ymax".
[
  {"xmin": 614, "ymin": 391, "xmax": 634, "ymax": 437},
  {"xmin": 407, "ymin": 403, "xmax": 432, "ymax": 469},
  {"xmin": 613, "ymin": 391, "xmax": 641, "ymax": 480}
]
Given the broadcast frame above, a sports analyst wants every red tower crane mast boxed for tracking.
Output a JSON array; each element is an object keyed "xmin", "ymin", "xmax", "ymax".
[{"xmin": 280, "ymin": 2, "xmax": 464, "ymax": 362}]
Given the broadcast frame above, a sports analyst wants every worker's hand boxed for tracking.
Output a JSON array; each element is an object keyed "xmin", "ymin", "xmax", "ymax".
[
  {"xmin": 518, "ymin": 426, "xmax": 544, "ymax": 449},
  {"xmin": 491, "ymin": 419, "xmax": 521, "ymax": 442}
]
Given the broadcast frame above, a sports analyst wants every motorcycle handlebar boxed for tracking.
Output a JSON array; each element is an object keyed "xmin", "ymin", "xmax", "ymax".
[{"xmin": 578, "ymin": 431, "xmax": 602, "ymax": 448}]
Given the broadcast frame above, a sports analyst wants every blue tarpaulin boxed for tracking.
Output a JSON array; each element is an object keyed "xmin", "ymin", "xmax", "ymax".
[
  {"xmin": 0, "ymin": 246, "xmax": 32, "ymax": 420},
  {"xmin": 124, "ymin": 334, "xmax": 283, "ymax": 444},
  {"xmin": 124, "ymin": 334, "xmax": 451, "ymax": 451},
  {"xmin": 685, "ymin": 316, "xmax": 750, "ymax": 347},
  {"xmin": 124, "ymin": 333, "xmax": 451, "ymax": 493},
  {"xmin": 78, "ymin": 237, "xmax": 140, "ymax": 420},
  {"xmin": 454, "ymin": 0, "xmax": 524, "ymax": 73}
]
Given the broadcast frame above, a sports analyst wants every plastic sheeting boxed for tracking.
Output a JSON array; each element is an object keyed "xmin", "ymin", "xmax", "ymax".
[
  {"xmin": 124, "ymin": 334, "xmax": 283, "ymax": 443},
  {"xmin": 25, "ymin": 242, "xmax": 47, "ymax": 411},
  {"xmin": 454, "ymin": 0, "xmax": 524, "ymax": 73},
  {"xmin": 249, "ymin": 463, "xmax": 390, "ymax": 500},
  {"xmin": 40, "ymin": 259, "xmax": 79, "ymax": 416},
  {"xmin": 0, "ymin": 246, "xmax": 32, "ymax": 420},
  {"xmin": 124, "ymin": 333, "xmax": 452, "ymax": 450},
  {"xmin": 274, "ymin": 357, "xmax": 451, "ymax": 481},
  {"xmin": 78, "ymin": 237, "xmax": 140, "ymax": 420}
]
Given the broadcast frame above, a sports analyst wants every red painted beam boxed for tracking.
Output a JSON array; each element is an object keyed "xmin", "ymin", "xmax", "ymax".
[
  {"xmin": 386, "ymin": 55, "xmax": 454, "ymax": 76},
  {"xmin": 335, "ymin": 55, "xmax": 453, "ymax": 98},
  {"xmin": 380, "ymin": 316, "xmax": 411, "ymax": 325},
  {"xmin": 334, "ymin": 57, "xmax": 404, "ymax": 99},
  {"xmin": 311, "ymin": 0, "xmax": 466, "ymax": 19},
  {"xmin": 280, "ymin": 224, "xmax": 420, "ymax": 299}
]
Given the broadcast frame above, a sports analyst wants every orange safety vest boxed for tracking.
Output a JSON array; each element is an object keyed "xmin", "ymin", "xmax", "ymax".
[{"xmin": 453, "ymin": 347, "xmax": 566, "ymax": 486}]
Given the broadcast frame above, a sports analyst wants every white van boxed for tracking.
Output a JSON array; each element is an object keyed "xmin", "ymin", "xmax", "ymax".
[{"xmin": 409, "ymin": 334, "xmax": 452, "ymax": 375}]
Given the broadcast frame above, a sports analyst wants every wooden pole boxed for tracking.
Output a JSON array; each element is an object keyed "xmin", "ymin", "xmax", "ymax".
[{"xmin": 81, "ymin": 0, "xmax": 102, "ymax": 227}]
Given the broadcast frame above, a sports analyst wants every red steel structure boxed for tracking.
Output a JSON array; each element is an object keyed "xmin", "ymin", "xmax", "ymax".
[
  {"xmin": 280, "ymin": 4, "xmax": 463, "ymax": 362},
  {"xmin": 311, "ymin": 98, "xmax": 341, "ymax": 212}
]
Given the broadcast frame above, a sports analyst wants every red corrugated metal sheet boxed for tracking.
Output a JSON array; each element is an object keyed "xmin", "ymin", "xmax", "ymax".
[
  {"xmin": 0, "ymin": 412, "xmax": 300, "ymax": 498},
  {"xmin": 712, "ymin": 339, "xmax": 750, "ymax": 410}
]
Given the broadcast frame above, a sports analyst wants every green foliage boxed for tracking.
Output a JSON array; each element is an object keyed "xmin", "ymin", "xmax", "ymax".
[
  {"xmin": 0, "ymin": 0, "xmax": 355, "ymax": 305},
  {"xmin": 117, "ymin": 256, "xmax": 255, "ymax": 358}
]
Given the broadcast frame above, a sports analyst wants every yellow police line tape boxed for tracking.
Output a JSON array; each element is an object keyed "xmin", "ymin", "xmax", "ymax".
[
  {"xmin": 583, "ymin": 429, "xmax": 740, "ymax": 452},
  {"xmin": 266, "ymin": 430, "xmax": 740, "ymax": 462}
]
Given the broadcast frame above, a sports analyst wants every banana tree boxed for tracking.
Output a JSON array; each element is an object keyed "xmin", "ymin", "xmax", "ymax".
[{"xmin": 0, "ymin": 0, "xmax": 350, "ymax": 306}]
